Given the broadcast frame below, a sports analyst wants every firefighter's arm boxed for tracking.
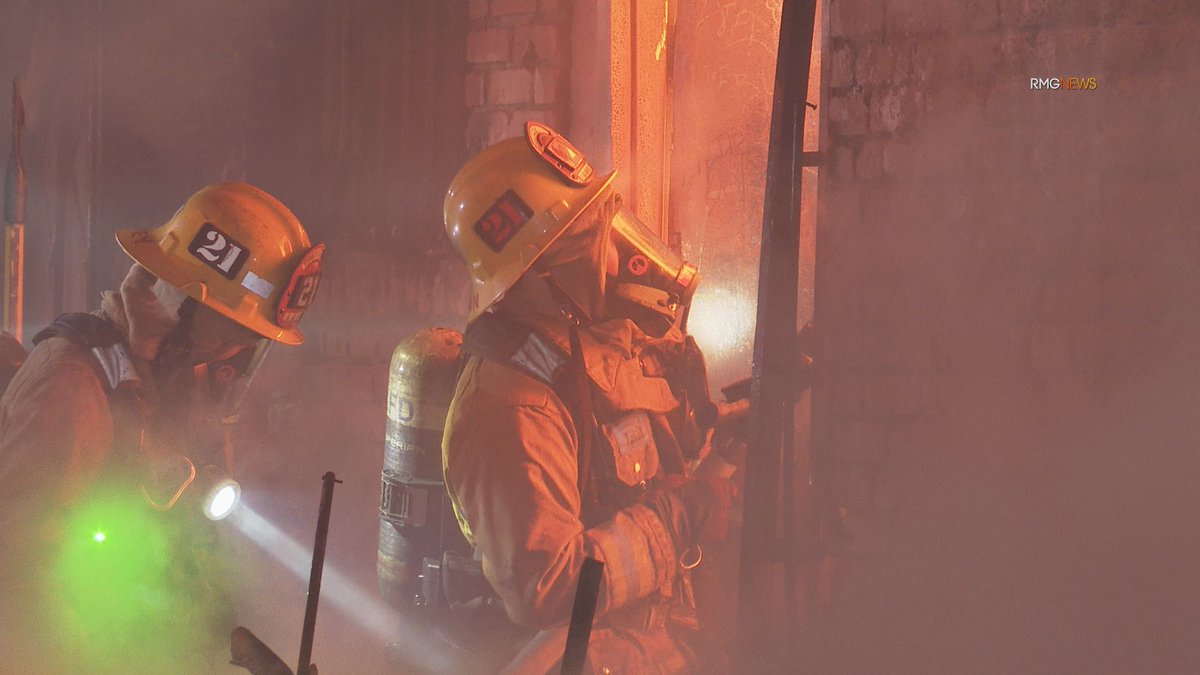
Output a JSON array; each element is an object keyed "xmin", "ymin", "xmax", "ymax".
[
  {"xmin": 0, "ymin": 351, "xmax": 114, "ymax": 506},
  {"xmin": 445, "ymin": 398, "xmax": 678, "ymax": 629}
]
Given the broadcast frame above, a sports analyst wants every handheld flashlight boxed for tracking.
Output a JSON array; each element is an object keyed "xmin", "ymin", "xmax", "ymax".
[{"xmin": 196, "ymin": 464, "xmax": 242, "ymax": 521}]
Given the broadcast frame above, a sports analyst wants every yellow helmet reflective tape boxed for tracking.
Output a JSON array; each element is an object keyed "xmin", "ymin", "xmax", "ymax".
[
  {"xmin": 444, "ymin": 122, "xmax": 616, "ymax": 323},
  {"xmin": 115, "ymin": 182, "xmax": 323, "ymax": 345}
]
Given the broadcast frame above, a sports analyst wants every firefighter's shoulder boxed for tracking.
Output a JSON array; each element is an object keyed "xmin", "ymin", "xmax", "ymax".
[{"xmin": 456, "ymin": 354, "xmax": 555, "ymax": 410}]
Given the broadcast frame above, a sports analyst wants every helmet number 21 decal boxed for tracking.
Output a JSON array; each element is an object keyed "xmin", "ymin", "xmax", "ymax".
[
  {"xmin": 278, "ymin": 243, "xmax": 325, "ymax": 328},
  {"xmin": 474, "ymin": 190, "xmax": 533, "ymax": 252},
  {"xmin": 189, "ymin": 222, "xmax": 249, "ymax": 279}
]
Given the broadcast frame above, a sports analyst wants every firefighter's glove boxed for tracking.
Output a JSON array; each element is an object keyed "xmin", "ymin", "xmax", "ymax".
[{"xmin": 649, "ymin": 474, "xmax": 735, "ymax": 550}]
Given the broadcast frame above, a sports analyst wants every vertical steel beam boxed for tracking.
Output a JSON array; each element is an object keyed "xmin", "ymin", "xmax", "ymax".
[{"xmin": 736, "ymin": 0, "xmax": 819, "ymax": 669}]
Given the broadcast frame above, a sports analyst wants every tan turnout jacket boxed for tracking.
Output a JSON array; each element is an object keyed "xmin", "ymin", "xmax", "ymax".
[{"xmin": 444, "ymin": 315, "xmax": 705, "ymax": 674}]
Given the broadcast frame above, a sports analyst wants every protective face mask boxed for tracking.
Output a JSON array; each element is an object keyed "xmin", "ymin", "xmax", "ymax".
[
  {"xmin": 205, "ymin": 338, "xmax": 271, "ymax": 418},
  {"xmin": 140, "ymin": 327, "xmax": 265, "ymax": 520},
  {"xmin": 188, "ymin": 303, "xmax": 264, "ymax": 366},
  {"xmin": 604, "ymin": 207, "xmax": 701, "ymax": 338}
]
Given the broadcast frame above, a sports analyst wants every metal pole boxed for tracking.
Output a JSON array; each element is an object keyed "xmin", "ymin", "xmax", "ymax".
[
  {"xmin": 4, "ymin": 78, "xmax": 26, "ymax": 342},
  {"xmin": 298, "ymin": 471, "xmax": 342, "ymax": 675},
  {"xmin": 560, "ymin": 557, "xmax": 605, "ymax": 675},
  {"xmin": 736, "ymin": 0, "xmax": 819, "ymax": 669}
]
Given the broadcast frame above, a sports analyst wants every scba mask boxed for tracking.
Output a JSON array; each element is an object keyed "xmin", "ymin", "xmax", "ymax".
[
  {"xmin": 138, "ymin": 334, "xmax": 268, "ymax": 522},
  {"xmin": 525, "ymin": 195, "xmax": 701, "ymax": 338},
  {"xmin": 204, "ymin": 337, "xmax": 272, "ymax": 419},
  {"xmin": 603, "ymin": 207, "xmax": 700, "ymax": 338}
]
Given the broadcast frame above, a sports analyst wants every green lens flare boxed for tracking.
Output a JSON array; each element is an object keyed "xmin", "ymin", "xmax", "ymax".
[{"xmin": 47, "ymin": 485, "xmax": 232, "ymax": 673}]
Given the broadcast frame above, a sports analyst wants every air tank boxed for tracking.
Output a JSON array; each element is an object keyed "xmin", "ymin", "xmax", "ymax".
[{"xmin": 378, "ymin": 327, "xmax": 466, "ymax": 608}]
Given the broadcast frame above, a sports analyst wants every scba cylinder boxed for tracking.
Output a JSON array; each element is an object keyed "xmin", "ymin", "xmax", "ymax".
[{"xmin": 378, "ymin": 327, "xmax": 465, "ymax": 608}]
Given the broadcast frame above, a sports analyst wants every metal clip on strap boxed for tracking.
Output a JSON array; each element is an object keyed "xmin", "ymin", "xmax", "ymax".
[{"xmin": 380, "ymin": 471, "xmax": 436, "ymax": 527}]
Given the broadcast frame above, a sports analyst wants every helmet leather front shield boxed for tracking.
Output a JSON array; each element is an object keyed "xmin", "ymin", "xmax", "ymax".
[{"xmin": 606, "ymin": 207, "xmax": 700, "ymax": 337}]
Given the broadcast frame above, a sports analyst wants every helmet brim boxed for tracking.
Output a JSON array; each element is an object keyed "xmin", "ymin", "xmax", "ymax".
[
  {"xmin": 466, "ymin": 169, "xmax": 618, "ymax": 323},
  {"xmin": 115, "ymin": 227, "xmax": 305, "ymax": 345}
]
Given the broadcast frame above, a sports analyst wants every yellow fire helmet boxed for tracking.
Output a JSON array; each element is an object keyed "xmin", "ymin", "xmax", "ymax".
[
  {"xmin": 444, "ymin": 121, "xmax": 616, "ymax": 322},
  {"xmin": 116, "ymin": 182, "xmax": 324, "ymax": 345}
]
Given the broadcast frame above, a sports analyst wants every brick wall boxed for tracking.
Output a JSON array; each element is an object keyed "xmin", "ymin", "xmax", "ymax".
[
  {"xmin": 466, "ymin": 0, "xmax": 571, "ymax": 151},
  {"xmin": 816, "ymin": 2, "xmax": 1200, "ymax": 672}
]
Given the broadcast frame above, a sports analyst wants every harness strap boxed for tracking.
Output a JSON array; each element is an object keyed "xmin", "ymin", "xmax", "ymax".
[
  {"xmin": 33, "ymin": 312, "xmax": 131, "ymax": 392},
  {"xmin": 567, "ymin": 323, "xmax": 601, "ymax": 519},
  {"xmin": 462, "ymin": 312, "xmax": 563, "ymax": 385}
]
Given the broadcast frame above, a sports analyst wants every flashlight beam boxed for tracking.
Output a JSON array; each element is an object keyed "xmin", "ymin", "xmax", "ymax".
[{"xmin": 229, "ymin": 503, "xmax": 458, "ymax": 673}]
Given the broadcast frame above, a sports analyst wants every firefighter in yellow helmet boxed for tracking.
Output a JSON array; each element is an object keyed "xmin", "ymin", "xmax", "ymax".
[
  {"xmin": 442, "ymin": 123, "xmax": 734, "ymax": 673},
  {"xmin": 0, "ymin": 182, "xmax": 324, "ymax": 673}
]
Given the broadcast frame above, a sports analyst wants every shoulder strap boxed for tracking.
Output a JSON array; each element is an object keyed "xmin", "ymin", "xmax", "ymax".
[
  {"xmin": 28, "ymin": 313, "xmax": 146, "ymax": 470},
  {"xmin": 32, "ymin": 312, "xmax": 135, "ymax": 394},
  {"xmin": 461, "ymin": 312, "xmax": 567, "ymax": 386},
  {"xmin": 33, "ymin": 312, "xmax": 123, "ymax": 350}
]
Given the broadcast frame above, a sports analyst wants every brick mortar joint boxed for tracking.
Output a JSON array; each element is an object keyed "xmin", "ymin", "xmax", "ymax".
[
  {"xmin": 833, "ymin": 21, "xmax": 1152, "ymax": 48},
  {"xmin": 834, "ymin": 17, "xmax": 1095, "ymax": 42}
]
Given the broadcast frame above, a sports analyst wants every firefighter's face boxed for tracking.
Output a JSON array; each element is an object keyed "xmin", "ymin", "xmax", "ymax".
[{"xmin": 188, "ymin": 305, "xmax": 263, "ymax": 365}]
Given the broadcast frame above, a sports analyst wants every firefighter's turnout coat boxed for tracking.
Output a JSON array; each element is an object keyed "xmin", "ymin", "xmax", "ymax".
[
  {"xmin": 444, "ymin": 309, "xmax": 709, "ymax": 674},
  {"xmin": 0, "ymin": 265, "xmax": 230, "ymax": 674}
]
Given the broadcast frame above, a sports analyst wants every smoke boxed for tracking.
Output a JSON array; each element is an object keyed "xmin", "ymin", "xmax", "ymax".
[
  {"xmin": 811, "ymin": 3, "xmax": 1200, "ymax": 672},
  {"xmin": 1, "ymin": 2, "xmax": 472, "ymax": 672},
  {"xmin": 228, "ymin": 502, "xmax": 458, "ymax": 673}
]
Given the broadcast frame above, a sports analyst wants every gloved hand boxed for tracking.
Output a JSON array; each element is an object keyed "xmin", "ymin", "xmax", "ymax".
[{"xmin": 648, "ymin": 473, "xmax": 736, "ymax": 549}]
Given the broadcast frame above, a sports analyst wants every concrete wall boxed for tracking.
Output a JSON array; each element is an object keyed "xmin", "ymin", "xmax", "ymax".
[{"xmin": 815, "ymin": 1, "xmax": 1200, "ymax": 672}]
